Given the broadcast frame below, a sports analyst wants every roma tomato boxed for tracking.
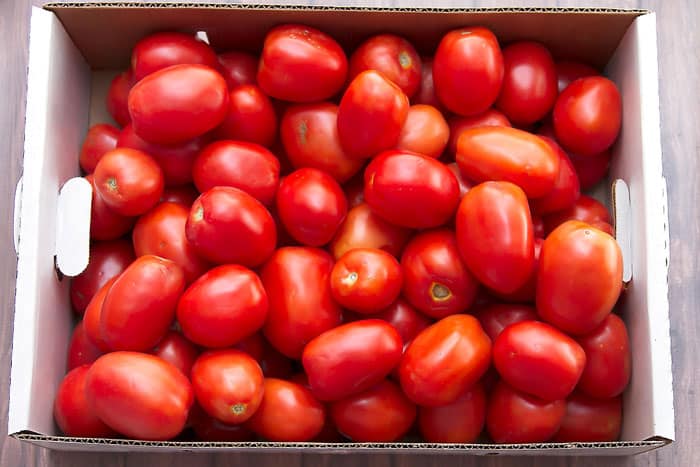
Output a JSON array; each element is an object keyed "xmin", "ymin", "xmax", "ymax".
[
  {"xmin": 131, "ymin": 32, "xmax": 219, "ymax": 82},
  {"xmin": 396, "ymin": 104, "xmax": 449, "ymax": 158},
  {"xmin": 343, "ymin": 174, "xmax": 366, "ymax": 208},
  {"xmin": 261, "ymin": 247, "xmax": 342, "ymax": 358},
  {"xmin": 446, "ymin": 162, "xmax": 475, "ymax": 198},
  {"xmin": 218, "ymin": 51, "xmax": 258, "ymax": 89},
  {"xmin": 66, "ymin": 322, "xmax": 105, "ymax": 371},
  {"xmin": 569, "ymin": 149, "xmax": 611, "ymax": 190},
  {"xmin": 160, "ymin": 185, "xmax": 199, "ymax": 206},
  {"xmin": 400, "ymin": 229, "xmax": 479, "ymax": 319},
  {"xmin": 258, "ymin": 24, "xmax": 348, "ymax": 102},
  {"xmin": 215, "ymin": 84, "xmax": 277, "ymax": 147},
  {"xmin": 176, "ymin": 265, "xmax": 268, "ymax": 348},
  {"xmin": 151, "ymin": 330, "xmax": 199, "ymax": 378},
  {"xmin": 372, "ymin": 299, "xmax": 433, "ymax": 348},
  {"xmin": 232, "ymin": 333, "xmax": 295, "ymax": 379},
  {"xmin": 399, "ymin": 314, "xmax": 491, "ymax": 406},
  {"xmin": 475, "ymin": 304, "xmax": 538, "ymax": 342},
  {"xmin": 79, "ymin": 123, "xmax": 119, "ymax": 174},
  {"xmin": 493, "ymin": 320, "xmax": 586, "ymax": 401},
  {"xmin": 106, "ymin": 70, "xmax": 132, "ymax": 127},
  {"xmin": 488, "ymin": 237, "xmax": 543, "ymax": 304},
  {"xmin": 189, "ymin": 403, "xmax": 255, "ymax": 441},
  {"xmin": 455, "ymin": 181, "xmax": 534, "ymax": 294},
  {"xmin": 82, "ymin": 277, "xmax": 117, "ymax": 352},
  {"xmin": 86, "ymin": 174, "xmax": 136, "ymax": 241},
  {"xmin": 556, "ymin": 60, "xmax": 599, "ymax": 93},
  {"xmin": 418, "ymin": 382, "xmax": 486, "ymax": 443},
  {"xmin": 542, "ymin": 195, "xmax": 611, "ymax": 234},
  {"xmin": 364, "ymin": 150, "xmax": 459, "ymax": 229},
  {"xmin": 537, "ymin": 220, "xmax": 622, "ymax": 335},
  {"xmin": 54, "ymin": 365, "xmax": 116, "ymax": 437},
  {"xmin": 433, "ymin": 27, "xmax": 504, "ymax": 116},
  {"xmin": 529, "ymin": 137, "xmax": 580, "ymax": 215},
  {"xmin": 412, "ymin": 57, "xmax": 445, "ymax": 113},
  {"xmin": 552, "ymin": 392, "xmax": 622, "ymax": 442},
  {"xmin": 447, "ymin": 109, "xmax": 511, "ymax": 158}
]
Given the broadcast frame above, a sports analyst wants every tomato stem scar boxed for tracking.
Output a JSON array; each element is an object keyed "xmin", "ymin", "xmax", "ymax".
[
  {"xmin": 430, "ymin": 283, "xmax": 452, "ymax": 301},
  {"xmin": 231, "ymin": 403, "xmax": 247, "ymax": 415}
]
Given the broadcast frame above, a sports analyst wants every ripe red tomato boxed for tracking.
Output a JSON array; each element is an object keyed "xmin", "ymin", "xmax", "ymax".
[
  {"xmin": 542, "ymin": 194, "xmax": 611, "ymax": 234},
  {"xmin": 446, "ymin": 162, "xmax": 475, "ymax": 198},
  {"xmin": 106, "ymin": 70, "xmax": 132, "ymax": 127},
  {"xmin": 395, "ymin": 104, "xmax": 449, "ymax": 158},
  {"xmin": 190, "ymin": 350, "xmax": 264, "ymax": 424},
  {"xmin": 218, "ymin": 51, "xmax": 258, "ymax": 89},
  {"xmin": 79, "ymin": 124, "xmax": 119, "ymax": 174},
  {"xmin": 330, "ymin": 380, "xmax": 416, "ymax": 442},
  {"xmin": 400, "ymin": 229, "xmax": 479, "ymax": 319},
  {"xmin": 552, "ymin": 392, "xmax": 622, "ymax": 442},
  {"xmin": 128, "ymin": 64, "xmax": 229, "ymax": 145},
  {"xmin": 447, "ymin": 109, "xmax": 511, "ymax": 158},
  {"xmin": 412, "ymin": 57, "xmax": 446, "ymax": 113},
  {"xmin": 343, "ymin": 174, "xmax": 366, "ymax": 208},
  {"xmin": 82, "ymin": 277, "xmax": 117, "ymax": 352},
  {"xmin": 364, "ymin": 150, "xmax": 459, "ymax": 228},
  {"xmin": 232, "ymin": 333, "xmax": 295, "ymax": 379},
  {"xmin": 399, "ymin": 314, "xmax": 491, "ymax": 406},
  {"xmin": 261, "ymin": 247, "xmax": 342, "ymax": 358},
  {"xmin": 54, "ymin": 365, "xmax": 116, "ymax": 437},
  {"xmin": 489, "ymin": 237, "xmax": 543, "ymax": 304},
  {"xmin": 160, "ymin": 185, "xmax": 199, "ymax": 206},
  {"xmin": 214, "ymin": 85, "xmax": 277, "ymax": 147},
  {"xmin": 569, "ymin": 149, "xmax": 611, "ymax": 190},
  {"xmin": 555, "ymin": 60, "xmax": 600, "ymax": 94},
  {"xmin": 337, "ymin": 70, "xmax": 410, "ymax": 159},
  {"xmin": 537, "ymin": 220, "xmax": 622, "ymax": 335},
  {"xmin": 433, "ymin": 27, "xmax": 504, "ymax": 116},
  {"xmin": 529, "ymin": 137, "xmax": 580, "ymax": 215},
  {"xmin": 66, "ymin": 322, "xmax": 105, "ymax": 371},
  {"xmin": 189, "ymin": 403, "xmax": 255, "ymax": 441},
  {"xmin": 248, "ymin": 378, "xmax": 326, "ymax": 441},
  {"xmin": 100, "ymin": 255, "xmax": 185, "ymax": 351},
  {"xmin": 475, "ymin": 304, "xmax": 538, "ymax": 342},
  {"xmin": 151, "ymin": 330, "xmax": 199, "ymax": 378},
  {"xmin": 186, "ymin": 186, "xmax": 276, "ymax": 266},
  {"xmin": 553, "ymin": 76, "xmax": 622, "ymax": 156},
  {"xmin": 372, "ymin": 299, "xmax": 433, "ymax": 349},
  {"xmin": 86, "ymin": 174, "xmax": 136, "ymax": 241},
  {"xmin": 131, "ymin": 32, "xmax": 219, "ymax": 82},
  {"xmin": 258, "ymin": 24, "xmax": 348, "ymax": 102},
  {"xmin": 418, "ymin": 382, "xmax": 486, "ymax": 443}
]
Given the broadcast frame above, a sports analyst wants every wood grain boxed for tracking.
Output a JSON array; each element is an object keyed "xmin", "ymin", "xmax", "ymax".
[{"xmin": 1, "ymin": 1, "xmax": 697, "ymax": 466}]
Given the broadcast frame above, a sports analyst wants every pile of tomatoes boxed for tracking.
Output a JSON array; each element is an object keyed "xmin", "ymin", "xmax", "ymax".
[{"xmin": 55, "ymin": 23, "xmax": 630, "ymax": 445}]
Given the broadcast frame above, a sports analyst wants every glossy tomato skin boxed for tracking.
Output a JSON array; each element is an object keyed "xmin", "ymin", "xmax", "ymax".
[
  {"xmin": 418, "ymin": 382, "xmax": 486, "ymax": 443},
  {"xmin": 447, "ymin": 109, "xmax": 511, "ymax": 158},
  {"xmin": 552, "ymin": 392, "xmax": 622, "ymax": 442},
  {"xmin": 396, "ymin": 104, "xmax": 450, "ymax": 158},
  {"xmin": 399, "ymin": 314, "xmax": 492, "ymax": 406},
  {"xmin": 276, "ymin": 168, "xmax": 348, "ymax": 247},
  {"xmin": 128, "ymin": 64, "xmax": 229, "ymax": 145},
  {"xmin": 475, "ymin": 304, "xmax": 538, "ymax": 342},
  {"xmin": 192, "ymin": 140, "xmax": 280, "ymax": 206},
  {"xmin": 530, "ymin": 136, "xmax": 581, "ymax": 215},
  {"xmin": 218, "ymin": 51, "xmax": 258, "ymax": 89},
  {"xmin": 231, "ymin": 333, "xmax": 295, "ymax": 379},
  {"xmin": 258, "ymin": 24, "xmax": 348, "ymax": 102},
  {"xmin": 433, "ymin": 27, "xmax": 504, "ymax": 116},
  {"xmin": 456, "ymin": 181, "xmax": 535, "ymax": 294},
  {"xmin": 131, "ymin": 32, "xmax": 219, "ymax": 82},
  {"xmin": 189, "ymin": 403, "xmax": 255, "ymax": 441},
  {"xmin": 186, "ymin": 186, "xmax": 276, "ymax": 267},
  {"xmin": 86, "ymin": 175, "xmax": 136, "ymax": 241},
  {"xmin": 412, "ymin": 58, "xmax": 446, "ymax": 113},
  {"xmin": 160, "ymin": 185, "xmax": 199, "ymax": 206},
  {"xmin": 54, "ymin": 365, "xmax": 116, "ymax": 437},
  {"xmin": 67, "ymin": 322, "xmax": 105, "ymax": 371},
  {"xmin": 80, "ymin": 123, "xmax": 120, "ymax": 174},
  {"xmin": 302, "ymin": 320, "xmax": 403, "ymax": 401},
  {"xmin": 337, "ymin": 70, "xmax": 410, "ymax": 159},
  {"xmin": 543, "ymin": 194, "xmax": 611, "ymax": 234},
  {"xmin": 261, "ymin": 247, "xmax": 343, "ymax": 359},
  {"xmin": 100, "ymin": 255, "xmax": 185, "ymax": 351},
  {"xmin": 248, "ymin": 378, "xmax": 326, "ymax": 441},
  {"xmin": 556, "ymin": 60, "xmax": 599, "ymax": 93},
  {"xmin": 364, "ymin": 150, "xmax": 459, "ymax": 229},
  {"xmin": 85, "ymin": 351, "xmax": 194, "ymax": 440},
  {"xmin": 489, "ymin": 237, "xmax": 543, "ymax": 304},
  {"xmin": 82, "ymin": 277, "xmax": 117, "ymax": 352},
  {"xmin": 151, "ymin": 330, "xmax": 199, "ymax": 378},
  {"xmin": 569, "ymin": 150, "xmax": 611, "ymax": 190},
  {"xmin": 372, "ymin": 299, "xmax": 433, "ymax": 349},
  {"xmin": 106, "ymin": 70, "xmax": 132, "ymax": 127},
  {"xmin": 177, "ymin": 265, "xmax": 268, "ymax": 349},
  {"xmin": 446, "ymin": 162, "xmax": 475, "ymax": 198},
  {"xmin": 493, "ymin": 320, "xmax": 586, "ymax": 401},
  {"xmin": 537, "ymin": 221, "xmax": 623, "ymax": 335},
  {"xmin": 401, "ymin": 229, "xmax": 479, "ymax": 319},
  {"xmin": 215, "ymin": 85, "xmax": 277, "ymax": 147},
  {"xmin": 343, "ymin": 174, "xmax": 366, "ymax": 208}
]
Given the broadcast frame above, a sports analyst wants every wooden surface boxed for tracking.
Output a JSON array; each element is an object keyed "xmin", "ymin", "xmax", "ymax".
[{"xmin": 0, "ymin": 0, "xmax": 697, "ymax": 466}]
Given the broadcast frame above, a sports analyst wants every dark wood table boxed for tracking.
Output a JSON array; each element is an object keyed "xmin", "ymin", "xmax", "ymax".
[{"xmin": 1, "ymin": 0, "xmax": 697, "ymax": 466}]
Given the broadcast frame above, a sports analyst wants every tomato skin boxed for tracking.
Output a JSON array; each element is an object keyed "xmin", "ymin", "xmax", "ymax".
[
  {"xmin": 232, "ymin": 333, "xmax": 295, "ymax": 379},
  {"xmin": 412, "ymin": 58, "xmax": 446, "ymax": 113},
  {"xmin": 418, "ymin": 382, "xmax": 486, "ymax": 443},
  {"xmin": 364, "ymin": 150, "xmax": 460, "ymax": 229},
  {"xmin": 456, "ymin": 127, "xmax": 560, "ymax": 198},
  {"xmin": 556, "ymin": 60, "xmax": 599, "ymax": 93},
  {"xmin": 488, "ymin": 237, "xmax": 543, "ymax": 304},
  {"xmin": 86, "ymin": 352, "xmax": 193, "ymax": 440},
  {"xmin": 486, "ymin": 380, "xmax": 566, "ymax": 443},
  {"xmin": 276, "ymin": 168, "xmax": 348, "ymax": 247},
  {"xmin": 529, "ymin": 137, "xmax": 581, "ymax": 215},
  {"xmin": 218, "ymin": 51, "xmax": 258, "ymax": 89},
  {"xmin": 552, "ymin": 392, "xmax": 622, "ymax": 442},
  {"xmin": 537, "ymin": 220, "xmax": 623, "ymax": 335},
  {"xmin": 82, "ymin": 277, "xmax": 117, "ymax": 352},
  {"xmin": 302, "ymin": 320, "xmax": 403, "ymax": 401},
  {"xmin": 177, "ymin": 265, "xmax": 268, "ymax": 349},
  {"xmin": 399, "ymin": 314, "xmax": 492, "ymax": 406},
  {"xmin": 372, "ymin": 299, "xmax": 433, "ymax": 349},
  {"xmin": 186, "ymin": 186, "xmax": 277, "ymax": 267},
  {"xmin": 569, "ymin": 150, "xmax": 611, "ymax": 190},
  {"xmin": 337, "ymin": 70, "xmax": 410, "ymax": 159},
  {"xmin": 54, "ymin": 365, "xmax": 116, "ymax": 437},
  {"xmin": 101, "ymin": 255, "xmax": 185, "ymax": 351},
  {"xmin": 160, "ymin": 185, "xmax": 199, "ymax": 207},
  {"xmin": 343, "ymin": 174, "xmax": 366, "ymax": 208},
  {"xmin": 447, "ymin": 109, "xmax": 511, "ymax": 158},
  {"xmin": 191, "ymin": 350, "xmax": 264, "ymax": 424},
  {"xmin": 331, "ymin": 380, "xmax": 416, "ymax": 442},
  {"xmin": 128, "ymin": 64, "xmax": 229, "ymax": 145},
  {"xmin": 248, "ymin": 378, "xmax": 326, "ymax": 441},
  {"xmin": 433, "ymin": 27, "xmax": 504, "ymax": 116},
  {"xmin": 261, "ymin": 247, "xmax": 342, "ymax": 359},
  {"xmin": 151, "ymin": 330, "xmax": 199, "ymax": 378},
  {"xmin": 193, "ymin": 140, "xmax": 280, "ymax": 206},
  {"xmin": 542, "ymin": 195, "xmax": 611, "ymax": 234},
  {"xmin": 86, "ymin": 174, "xmax": 136, "ymax": 241},
  {"xmin": 214, "ymin": 85, "xmax": 277, "ymax": 148},
  {"xmin": 455, "ymin": 181, "xmax": 535, "ymax": 294},
  {"xmin": 189, "ymin": 403, "xmax": 255, "ymax": 441},
  {"xmin": 446, "ymin": 162, "xmax": 475, "ymax": 198},
  {"xmin": 67, "ymin": 322, "xmax": 105, "ymax": 371},
  {"xmin": 475, "ymin": 304, "xmax": 538, "ymax": 342},
  {"xmin": 106, "ymin": 70, "xmax": 132, "ymax": 127},
  {"xmin": 396, "ymin": 104, "xmax": 449, "ymax": 158},
  {"xmin": 258, "ymin": 24, "xmax": 348, "ymax": 102},
  {"xmin": 400, "ymin": 229, "xmax": 479, "ymax": 319},
  {"xmin": 131, "ymin": 32, "xmax": 219, "ymax": 82},
  {"xmin": 80, "ymin": 124, "xmax": 120, "ymax": 174}
]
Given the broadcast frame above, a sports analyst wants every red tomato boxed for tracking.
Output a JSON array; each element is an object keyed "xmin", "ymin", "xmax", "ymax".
[
  {"xmin": 280, "ymin": 102, "xmax": 364, "ymax": 183},
  {"xmin": 372, "ymin": 299, "xmax": 433, "ymax": 349},
  {"xmin": 186, "ymin": 186, "xmax": 276, "ymax": 266},
  {"xmin": 160, "ymin": 185, "xmax": 199, "ymax": 206},
  {"xmin": 553, "ymin": 76, "xmax": 622, "ymax": 156},
  {"xmin": 399, "ymin": 314, "xmax": 491, "ymax": 406},
  {"xmin": 302, "ymin": 320, "xmax": 403, "ymax": 401},
  {"xmin": 456, "ymin": 181, "xmax": 535, "ymax": 294},
  {"xmin": 151, "ymin": 330, "xmax": 199, "ymax": 378},
  {"xmin": 79, "ymin": 124, "xmax": 120, "ymax": 174},
  {"xmin": 412, "ymin": 57, "xmax": 446, "ymax": 113},
  {"xmin": 70, "ymin": 239, "xmax": 134, "ymax": 313},
  {"xmin": 447, "ymin": 109, "xmax": 511, "ymax": 158},
  {"xmin": 66, "ymin": 322, "xmax": 105, "ymax": 371},
  {"xmin": 489, "ymin": 237, "xmax": 543, "ymax": 304},
  {"xmin": 232, "ymin": 333, "xmax": 295, "ymax": 379},
  {"xmin": 533, "ymin": 216, "xmax": 545, "ymax": 238},
  {"xmin": 433, "ymin": 27, "xmax": 504, "ymax": 116},
  {"xmin": 537, "ymin": 220, "xmax": 622, "ymax": 335},
  {"xmin": 555, "ymin": 60, "xmax": 599, "ymax": 93},
  {"xmin": 248, "ymin": 378, "xmax": 326, "ymax": 441},
  {"xmin": 101, "ymin": 255, "xmax": 185, "ymax": 351},
  {"xmin": 276, "ymin": 168, "xmax": 348, "ymax": 246},
  {"xmin": 214, "ymin": 85, "xmax": 277, "ymax": 147},
  {"xmin": 343, "ymin": 174, "xmax": 366, "ymax": 208},
  {"xmin": 258, "ymin": 24, "xmax": 348, "ymax": 102},
  {"xmin": 529, "ymin": 137, "xmax": 580, "ymax": 215},
  {"xmin": 189, "ymin": 403, "xmax": 255, "ymax": 441},
  {"xmin": 218, "ymin": 51, "xmax": 258, "ymax": 89},
  {"xmin": 128, "ymin": 64, "xmax": 229, "ymax": 145},
  {"xmin": 82, "ymin": 277, "xmax": 116, "ymax": 352},
  {"xmin": 486, "ymin": 380, "xmax": 566, "ymax": 443},
  {"xmin": 552, "ymin": 392, "xmax": 622, "ymax": 442},
  {"xmin": 418, "ymin": 382, "xmax": 486, "ymax": 443},
  {"xmin": 364, "ymin": 150, "xmax": 459, "ymax": 229},
  {"xmin": 192, "ymin": 140, "xmax": 280, "ymax": 206},
  {"xmin": 495, "ymin": 41, "xmax": 557, "ymax": 125},
  {"xmin": 54, "ymin": 365, "xmax": 116, "ymax": 437},
  {"xmin": 395, "ymin": 104, "xmax": 449, "ymax": 158},
  {"xmin": 446, "ymin": 162, "xmax": 475, "ymax": 198},
  {"xmin": 475, "ymin": 304, "xmax": 538, "ymax": 342},
  {"xmin": 349, "ymin": 34, "xmax": 422, "ymax": 98},
  {"xmin": 331, "ymin": 380, "xmax": 416, "ymax": 442},
  {"xmin": 86, "ymin": 175, "xmax": 135, "ymax": 241},
  {"xmin": 131, "ymin": 32, "xmax": 219, "ymax": 82},
  {"xmin": 400, "ymin": 229, "xmax": 479, "ymax": 319},
  {"xmin": 106, "ymin": 70, "xmax": 132, "ymax": 127},
  {"xmin": 569, "ymin": 150, "xmax": 611, "ymax": 190},
  {"xmin": 543, "ymin": 195, "xmax": 611, "ymax": 234},
  {"xmin": 337, "ymin": 70, "xmax": 410, "ymax": 159},
  {"xmin": 191, "ymin": 350, "xmax": 264, "ymax": 424},
  {"xmin": 177, "ymin": 265, "xmax": 268, "ymax": 349}
]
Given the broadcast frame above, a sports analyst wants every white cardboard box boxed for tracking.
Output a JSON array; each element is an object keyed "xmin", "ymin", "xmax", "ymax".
[{"xmin": 8, "ymin": 3, "xmax": 674, "ymax": 456}]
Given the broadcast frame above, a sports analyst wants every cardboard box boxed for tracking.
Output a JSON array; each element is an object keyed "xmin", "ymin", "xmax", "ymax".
[{"xmin": 8, "ymin": 2, "xmax": 674, "ymax": 456}]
